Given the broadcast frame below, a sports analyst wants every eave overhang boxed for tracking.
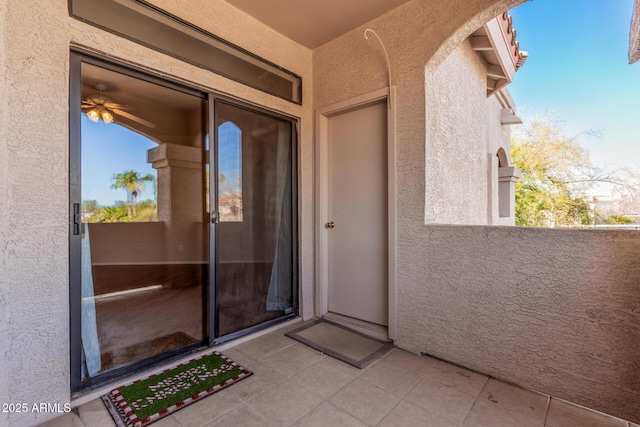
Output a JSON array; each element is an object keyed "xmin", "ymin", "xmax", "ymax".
[{"xmin": 470, "ymin": 12, "xmax": 528, "ymax": 97}]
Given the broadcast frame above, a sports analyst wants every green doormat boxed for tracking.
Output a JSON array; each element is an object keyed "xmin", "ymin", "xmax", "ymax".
[{"xmin": 102, "ymin": 351, "xmax": 251, "ymax": 427}]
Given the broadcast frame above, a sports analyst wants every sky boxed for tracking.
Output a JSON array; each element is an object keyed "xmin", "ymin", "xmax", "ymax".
[
  {"xmin": 82, "ymin": 116, "xmax": 240, "ymax": 206},
  {"xmin": 82, "ymin": 116, "xmax": 157, "ymax": 206},
  {"xmin": 508, "ymin": 0, "xmax": 640, "ymax": 187}
]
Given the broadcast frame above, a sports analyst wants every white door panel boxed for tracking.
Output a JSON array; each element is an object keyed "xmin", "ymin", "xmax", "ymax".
[{"xmin": 327, "ymin": 100, "xmax": 388, "ymax": 326}]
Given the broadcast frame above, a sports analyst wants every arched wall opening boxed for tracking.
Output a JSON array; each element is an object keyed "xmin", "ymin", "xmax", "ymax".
[
  {"xmin": 424, "ymin": 0, "xmax": 526, "ymax": 226},
  {"xmin": 397, "ymin": 1, "xmax": 640, "ymax": 423}
]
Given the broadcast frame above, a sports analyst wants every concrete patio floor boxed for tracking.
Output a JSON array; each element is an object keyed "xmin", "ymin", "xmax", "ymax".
[{"xmin": 40, "ymin": 321, "xmax": 638, "ymax": 427}]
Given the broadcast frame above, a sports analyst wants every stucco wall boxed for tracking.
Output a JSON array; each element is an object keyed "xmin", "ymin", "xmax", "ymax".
[
  {"xmin": 0, "ymin": 1, "xmax": 8, "ymax": 423},
  {"xmin": 425, "ymin": 38, "xmax": 517, "ymax": 226},
  {"xmin": 314, "ymin": 0, "xmax": 524, "ymax": 231},
  {"xmin": 426, "ymin": 38, "xmax": 495, "ymax": 225},
  {"xmin": 396, "ymin": 225, "xmax": 640, "ymax": 423},
  {"xmin": 487, "ymin": 100, "xmax": 516, "ymax": 225},
  {"xmin": 313, "ymin": 0, "xmax": 639, "ymax": 423},
  {"xmin": 0, "ymin": 1, "xmax": 312, "ymax": 425}
]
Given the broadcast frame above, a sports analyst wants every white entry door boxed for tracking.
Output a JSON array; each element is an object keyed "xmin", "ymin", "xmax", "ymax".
[{"xmin": 327, "ymin": 99, "xmax": 388, "ymax": 326}]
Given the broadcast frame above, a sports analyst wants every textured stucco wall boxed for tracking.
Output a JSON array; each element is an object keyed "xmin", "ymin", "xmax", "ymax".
[
  {"xmin": 2, "ymin": 3, "xmax": 72, "ymax": 427},
  {"xmin": 0, "ymin": 2, "xmax": 9, "ymax": 412},
  {"xmin": 425, "ymin": 37, "xmax": 516, "ymax": 225},
  {"xmin": 313, "ymin": 0, "xmax": 640, "ymax": 423},
  {"xmin": 396, "ymin": 225, "xmax": 640, "ymax": 423},
  {"xmin": 313, "ymin": 0, "xmax": 525, "ymax": 256},
  {"xmin": 0, "ymin": 2, "xmax": 8, "ymax": 423},
  {"xmin": 0, "ymin": 1, "xmax": 312, "ymax": 426},
  {"xmin": 487, "ymin": 100, "xmax": 515, "ymax": 225},
  {"xmin": 426, "ymin": 38, "xmax": 494, "ymax": 225},
  {"xmin": 0, "ymin": 1, "xmax": 8, "ymax": 410},
  {"xmin": 486, "ymin": 93, "xmax": 516, "ymax": 226}
]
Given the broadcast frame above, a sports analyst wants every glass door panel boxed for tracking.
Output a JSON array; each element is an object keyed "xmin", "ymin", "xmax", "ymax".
[
  {"xmin": 77, "ymin": 61, "xmax": 208, "ymax": 381},
  {"xmin": 215, "ymin": 101, "xmax": 296, "ymax": 337}
]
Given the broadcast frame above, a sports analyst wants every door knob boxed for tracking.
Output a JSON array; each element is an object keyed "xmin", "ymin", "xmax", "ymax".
[{"xmin": 325, "ymin": 221, "xmax": 335, "ymax": 229}]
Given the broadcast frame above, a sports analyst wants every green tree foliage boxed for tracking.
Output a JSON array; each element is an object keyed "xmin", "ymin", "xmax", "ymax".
[
  {"xmin": 135, "ymin": 199, "xmax": 158, "ymax": 222},
  {"xmin": 82, "ymin": 200, "xmax": 99, "ymax": 215},
  {"xmin": 100, "ymin": 204, "xmax": 130, "ymax": 222},
  {"xmin": 603, "ymin": 214, "xmax": 634, "ymax": 225},
  {"xmin": 111, "ymin": 170, "xmax": 155, "ymax": 218},
  {"xmin": 511, "ymin": 118, "xmax": 618, "ymax": 227},
  {"xmin": 83, "ymin": 199, "xmax": 157, "ymax": 223}
]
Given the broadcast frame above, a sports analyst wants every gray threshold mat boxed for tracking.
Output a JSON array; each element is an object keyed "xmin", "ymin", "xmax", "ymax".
[{"xmin": 285, "ymin": 319, "xmax": 393, "ymax": 368}]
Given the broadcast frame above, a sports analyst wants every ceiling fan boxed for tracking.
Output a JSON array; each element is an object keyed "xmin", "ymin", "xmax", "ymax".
[{"xmin": 81, "ymin": 83, "xmax": 156, "ymax": 128}]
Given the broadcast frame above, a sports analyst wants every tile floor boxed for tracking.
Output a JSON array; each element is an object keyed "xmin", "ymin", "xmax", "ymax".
[{"xmin": 40, "ymin": 323, "xmax": 638, "ymax": 427}]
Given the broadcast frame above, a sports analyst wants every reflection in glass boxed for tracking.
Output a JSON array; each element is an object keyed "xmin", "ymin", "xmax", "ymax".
[
  {"xmin": 79, "ymin": 62, "xmax": 207, "ymax": 378},
  {"xmin": 218, "ymin": 122, "xmax": 243, "ymax": 222},
  {"xmin": 215, "ymin": 101, "xmax": 295, "ymax": 336}
]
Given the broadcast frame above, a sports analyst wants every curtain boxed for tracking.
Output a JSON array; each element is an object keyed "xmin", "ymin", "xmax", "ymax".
[
  {"xmin": 81, "ymin": 225, "xmax": 101, "ymax": 377},
  {"xmin": 266, "ymin": 123, "xmax": 293, "ymax": 311}
]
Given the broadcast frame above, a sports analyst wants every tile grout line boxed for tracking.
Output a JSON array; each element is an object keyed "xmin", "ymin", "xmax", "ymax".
[
  {"xmin": 207, "ymin": 393, "xmax": 245, "ymax": 425},
  {"xmin": 374, "ymin": 397, "xmax": 404, "ymax": 427},
  {"xmin": 246, "ymin": 402, "xmax": 278, "ymax": 427},
  {"xmin": 283, "ymin": 398, "xmax": 325, "ymax": 427},
  {"xmin": 356, "ymin": 350, "xmax": 420, "ymax": 425},
  {"xmin": 542, "ymin": 394, "xmax": 552, "ymax": 426},
  {"xmin": 239, "ymin": 342, "xmax": 329, "ymax": 425},
  {"xmin": 460, "ymin": 374, "xmax": 491, "ymax": 426}
]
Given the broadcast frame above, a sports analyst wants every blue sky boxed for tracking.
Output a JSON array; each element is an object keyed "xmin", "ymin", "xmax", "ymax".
[
  {"xmin": 82, "ymin": 116, "xmax": 157, "ymax": 206},
  {"xmin": 82, "ymin": 116, "xmax": 240, "ymax": 206},
  {"xmin": 508, "ymin": 0, "xmax": 640, "ymax": 177}
]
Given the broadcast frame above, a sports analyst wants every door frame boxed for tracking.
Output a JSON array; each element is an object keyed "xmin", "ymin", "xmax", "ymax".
[
  {"xmin": 69, "ymin": 50, "xmax": 300, "ymax": 394},
  {"xmin": 315, "ymin": 87, "xmax": 397, "ymax": 340},
  {"xmin": 211, "ymin": 98, "xmax": 300, "ymax": 346},
  {"xmin": 69, "ymin": 51, "xmax": 210, "ymax": 393}
]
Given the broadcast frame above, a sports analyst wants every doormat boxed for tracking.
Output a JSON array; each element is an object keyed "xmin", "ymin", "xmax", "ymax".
[
  {"xmin": 101, "ymin": 332, "xmax": 197, "ymax": 372},
  {"xmin": 102, "ymin": 351, "xmax": 251, "ymax": 427},
  {"xmin": 285, "ymin": 319, "xmax": 393, "ymax": 368}
]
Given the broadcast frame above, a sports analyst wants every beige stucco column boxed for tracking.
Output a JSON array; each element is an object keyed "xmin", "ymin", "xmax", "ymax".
[
  {"xmin": 148, "ymin": 143, "xmax": 203, "ymax": 223},
  {"xmin": 498, "ymin": 165, "xmax": 521, "ymax": 220}
]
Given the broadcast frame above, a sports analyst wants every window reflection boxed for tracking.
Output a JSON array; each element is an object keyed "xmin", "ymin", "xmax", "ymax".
[
  {"xmin": 218, "ymin": 122, "xmax": 243, "ymax": 222},
  {"xmin": 81, "ymin": 118, "xmax": 158, "ymax": 223},
  {"xmin": 79, "ymin": 61, "xmax": 207, "ymax": 379}
]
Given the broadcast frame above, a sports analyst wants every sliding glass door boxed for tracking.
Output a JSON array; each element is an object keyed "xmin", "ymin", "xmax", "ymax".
[
  {"xmin": 70, "ymin": 53, "xmax": 297, "ymax": 392},
  {"xmin": 213, "ymin": 101, "xmax": 297, "ymax": 339},
  {"xmin": 70, "ymin": 55, "xmax": 209, "ymax": 390}
]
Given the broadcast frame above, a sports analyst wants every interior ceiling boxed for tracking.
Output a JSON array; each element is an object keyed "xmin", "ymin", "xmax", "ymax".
[
  {"xmin": 224, "ymin": 0, "xmax": 414, "ymax": 48},
  {"xmin": 81, "ymin": 63, "xmax": 200, "ymax": 112},
  {"xmin": 81, "ymin": 63, "xmax": 204, "ymax": 143}
]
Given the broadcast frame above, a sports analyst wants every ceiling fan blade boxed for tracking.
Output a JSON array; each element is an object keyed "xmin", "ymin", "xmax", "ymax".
[
  {"xmin": 112, "ymin": 109, "xmax": 156, "ymax": 128},
  {"xmin": 104, "ymin": 102, "xmax": 131, "ymax": 110},
  {"xmin": 82, "ymin": 101, "xmax": 96, "ymax": 107}
]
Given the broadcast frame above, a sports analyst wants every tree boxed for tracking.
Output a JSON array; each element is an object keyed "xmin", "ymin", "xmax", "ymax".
[
  {"xmin": 603, "ymin": 214, "xmax": 634, "ymax": 225},
  {"xmin": 218, "ymin": 172, "xmax": 243, "ymax": 221},
  {"xmin": 82, "ymin": 200, "xmax": 99, "ymax": 218},
  {"xmin": 111, "ymin": 170, "xmax": 155, "ymax": 219},
  {"xmin": 511, "ymin": 118, "xmax": 624, "ymax": 227},
  {"xmin": 100, "ymin": 204, "xmax": 129, "ymax": 222}
]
